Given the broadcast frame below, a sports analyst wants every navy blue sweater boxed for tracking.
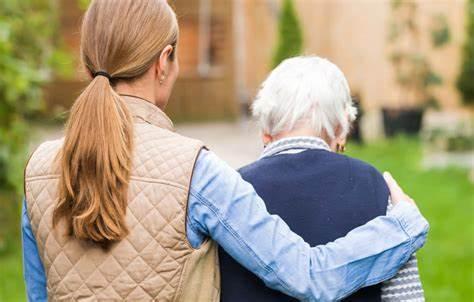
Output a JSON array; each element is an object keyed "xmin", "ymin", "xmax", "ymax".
[{"xmin": 219, "ymin": 149, "xmax": 389, "ymax": 302}]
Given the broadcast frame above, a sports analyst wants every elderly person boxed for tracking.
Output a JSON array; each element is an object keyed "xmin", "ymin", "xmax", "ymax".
[{"xmin": 219, "ymin": 56, "xmax": 425, "ymax": 302}]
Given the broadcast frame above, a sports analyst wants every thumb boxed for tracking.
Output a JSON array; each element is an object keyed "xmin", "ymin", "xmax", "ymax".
[
  {"xmin": 383, "ymin": 171, "xmax": 416, "ymax": 206},
  {"xmin": 383, "ymin": 172, "xmax": 400, "ymax": 192},
  {"xmin": 383, "ymin": 172, "xmax": 403, "ymax": 204}
]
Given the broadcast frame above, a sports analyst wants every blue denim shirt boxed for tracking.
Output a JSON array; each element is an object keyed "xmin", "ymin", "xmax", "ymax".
[{"xmin": 22, "ymin": 149, "xmax": 429, "ymax": 302}]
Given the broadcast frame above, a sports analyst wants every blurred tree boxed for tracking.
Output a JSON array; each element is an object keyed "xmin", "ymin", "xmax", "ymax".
[
  {"xmin": 271, "ymin": 0, "xmax": 303, "ymax": 68},
  {"xmin": 457, "ymin": 0, "xmax": 474, "ymax": 105},
  {"xmin": 0, "ymin": 0, "xmax": 62, "ymax": 252}
]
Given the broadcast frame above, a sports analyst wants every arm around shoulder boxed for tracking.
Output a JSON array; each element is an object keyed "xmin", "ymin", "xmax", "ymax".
[{"xmin": 186, "ymin": 150, "xmax": 429, "ymax": 301}]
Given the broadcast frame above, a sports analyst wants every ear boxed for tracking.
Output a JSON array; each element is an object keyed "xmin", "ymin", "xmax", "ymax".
[
  {"xmin": 262, "ymin": 133, "xmax": 273, "ymax": 146},
  {"xmin": 334, "ymin": 124, "xmax": 348, "ymax": 141},
  {"xmin": 156, "ymin": 45, "xmax": 175, "ymax": 77}
]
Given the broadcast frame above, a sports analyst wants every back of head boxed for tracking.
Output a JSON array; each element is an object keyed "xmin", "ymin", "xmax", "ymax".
[
  {"xmin": 53, "ymin": 0, "xmax": 178, "ymax": 246},
  {"xmin": 252, "ymin": 56, "xmax": 357, "ymax": 140}
]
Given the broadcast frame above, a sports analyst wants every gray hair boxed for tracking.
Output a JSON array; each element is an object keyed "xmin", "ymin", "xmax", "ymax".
[{"xmin": 252, "ymin": 56, "xmax": 357, "ymax": 139}]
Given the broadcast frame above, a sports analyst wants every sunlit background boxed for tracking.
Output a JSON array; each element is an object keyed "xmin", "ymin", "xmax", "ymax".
[{"xmin": 1, "ymin": 0, "xmax": 473, "ymax": 301}]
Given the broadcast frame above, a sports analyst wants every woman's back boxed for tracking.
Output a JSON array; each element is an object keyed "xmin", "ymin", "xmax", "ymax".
[{"xmin": 24, "ymin": 97, "xmax": 219, "ymax": 301}]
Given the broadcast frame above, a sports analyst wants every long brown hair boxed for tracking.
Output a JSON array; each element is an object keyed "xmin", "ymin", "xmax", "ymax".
[{"xmin": 53, "ymin": 0, "xmax": 179, "ymax": 245}]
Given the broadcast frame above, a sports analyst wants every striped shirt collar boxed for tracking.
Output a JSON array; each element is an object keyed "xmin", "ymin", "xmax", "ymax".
[{"xmin": 260, "ymin": 136, "xmax": 331, "ymax": 159}]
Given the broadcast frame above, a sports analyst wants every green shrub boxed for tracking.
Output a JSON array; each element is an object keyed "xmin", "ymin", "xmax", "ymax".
[
  {"xmin": 457, "ymin": 0, "xmax": 474, "ymax": 105},
  {"xmin": 0, "ymin": 0, "xmax": 61, "ymax": 252},
  {"xmin": 388, "ymin": 1, "xmax": 450, "ymax": 109},
  {"xmin": 271, "ymin": 0, "xmax": 303, "ymax": 68}
]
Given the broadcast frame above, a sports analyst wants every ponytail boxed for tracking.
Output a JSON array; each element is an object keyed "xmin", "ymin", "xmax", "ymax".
[
  {"xmin": 52, "ymin": 0, "xmax": 178, "ymax": 246},
  {"xmin": 53, "ymin": 75, "xmax": 133, "ymax": 245}
]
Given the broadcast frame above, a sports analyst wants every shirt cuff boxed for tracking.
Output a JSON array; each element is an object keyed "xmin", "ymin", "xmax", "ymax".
[{"xmin": 388, "ymin": 201, "xmax": 430, "ymax": 251}]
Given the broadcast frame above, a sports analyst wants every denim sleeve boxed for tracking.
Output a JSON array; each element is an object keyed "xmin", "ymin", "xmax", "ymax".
[
  {"xmin": 21, "ymin": 199, "xmax": 47, "ymax": 302},
  {"xmin": 186, "ymin": 150, "xmax": 429, "ymax": 301}
]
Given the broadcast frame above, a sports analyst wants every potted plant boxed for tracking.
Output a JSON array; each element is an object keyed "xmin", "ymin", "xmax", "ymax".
[{"xmin": 385, "ymin": 0, "xmax": 450, "ymax": 136}]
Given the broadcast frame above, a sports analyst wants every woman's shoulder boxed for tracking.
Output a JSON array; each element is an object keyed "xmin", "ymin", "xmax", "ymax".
[
  {"xmin": 134, "ymin": 123, "xmax": 204, "ymax": 151},
  {"xmin": 25, "ymin": 138, "xmax": 64, "ymax": 178}
]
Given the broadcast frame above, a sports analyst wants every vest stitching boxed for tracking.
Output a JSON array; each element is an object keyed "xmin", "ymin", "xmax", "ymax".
[
  {"xmin": 26, "ymin": 175, "xmax": 189, "ymax": 191},
  {"xmin": 25, "ymin": 174, "xmax": 60, "ymax": 181},
  {"xmin": 25, "ymin": 99, "xmax": 218, "ymax": 301},
  {"xmin": 29, "ymin": 178, "xmax": 191, "ymax": 300},
  {"xmin": 182, "ymin": 146, "xmax": 207, "ymax": 250},
  {"xmin": 130, "ymin": 176, "xmax": 187, "ymax": 190}
]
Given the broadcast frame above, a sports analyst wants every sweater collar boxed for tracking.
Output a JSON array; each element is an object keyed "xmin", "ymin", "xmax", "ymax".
[
  {"xmin": 260, "ymin": 136, "xmax": 331, "ymax": 159},
  {"xmin": 121, "ymin": 95, "xmax": 174, "ymax": 131}
]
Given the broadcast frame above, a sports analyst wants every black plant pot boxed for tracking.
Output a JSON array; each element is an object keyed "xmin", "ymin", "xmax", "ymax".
[{"xmin": 382, "ymin": 107, "xmax": 424, "ymax": 137}]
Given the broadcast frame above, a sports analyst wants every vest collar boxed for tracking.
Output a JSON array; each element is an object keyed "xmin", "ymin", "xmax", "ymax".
[
  {"xmin": 121, "ymin": 95, "xmax": 174, "ymax": 131},
  {"xmin": 260, "ymin": 136, "xmax": 331, "ymax": 159}
]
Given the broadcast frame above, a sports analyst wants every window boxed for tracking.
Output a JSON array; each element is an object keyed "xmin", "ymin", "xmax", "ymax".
[{"xmin": 177, "ymin": 0, "xmax": 225, "ymax": 77}]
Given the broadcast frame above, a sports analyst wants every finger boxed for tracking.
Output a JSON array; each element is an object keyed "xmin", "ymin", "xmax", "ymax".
[
  {"xmin": 383, "ymin": 172, "xmax": 403, "ymax": 195},
  {"xmin": 384, "ymin": 172, "xmax": 418, "ymax": 207},
  {"xmin": 383, "ymin": 172, "xmax": 410, "ymax": 207},
  {"xmin": 383, "ymin": 171, "xmax": 396, "ymax": 186},
  {"xmin": 383, "ymin": 171, "xmax": 393, "ymax": 185}
]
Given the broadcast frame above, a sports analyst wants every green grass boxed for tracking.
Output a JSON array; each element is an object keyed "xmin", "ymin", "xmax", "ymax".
[
  {"xmin": 0, "ymin": 244, "xmax": 25, "ymax": 302},
  {"xmin": 0, "ymin": 137, "xmax": 472, "ymax": 301},
  {"xmin": 348, "ymin": 136, "xmax": 474, "ymax": 301}
]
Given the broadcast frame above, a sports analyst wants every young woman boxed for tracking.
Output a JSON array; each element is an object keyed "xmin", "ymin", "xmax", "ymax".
[{"xmin": 22, "ymin": 1, "xmax": 428, "ymax": 301}]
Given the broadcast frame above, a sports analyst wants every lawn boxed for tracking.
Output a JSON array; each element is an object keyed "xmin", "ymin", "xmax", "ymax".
[
  {"xmin": 348, "ymin": 137, "xmax": 474, "ymax": 301},
  {"xmin": 0, "ymin": 248, "xmax": 25, "ymax": 302},
  {"xmin": 0, "ymin": 137, "xmax": 472, "ymax": 301}
]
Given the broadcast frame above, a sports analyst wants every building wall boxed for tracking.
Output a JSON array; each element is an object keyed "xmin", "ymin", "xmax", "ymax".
[
  {"xmin": 45, "ymin": 0, "xmax": 467, "ymax": 121},
  {"xmin": 45, "ymin": 0, "xmax": 238, "ymax": 121},
  {"xmin": 241, "ymin": 0, "xmax": 467, "ymax": 111},
  {"xmin": 168, "ymin": 0, "xmax": 237, "ymax": 121}
]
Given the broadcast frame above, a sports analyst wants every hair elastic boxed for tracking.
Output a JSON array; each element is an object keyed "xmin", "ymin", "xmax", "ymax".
[{"xmin": 93, "ymin": 71, "xmax": 112, "ymax": 80}]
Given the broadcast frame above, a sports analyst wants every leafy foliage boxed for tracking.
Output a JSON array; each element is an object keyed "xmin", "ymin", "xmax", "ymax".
[
  {"xmin": 457, "ymin": 0, "xmax": 474, "ymax": 105},
  {"xmin": 0, "ymin": 0, "xmax": 62, "ymax": 252},
  {"xmin": 0, "ymin": 0, "xmax": 61, "ymax": 191},
  {"xmin": 271, "ymin": 0, "xmax": 303, "ymax": 68},
  {"xmin": 388, "ymin": 1, "xmax": 450, "ymax": 109},
  {"xmin": 78, "ymin": 0, "xmax": 91, "ymax": 10},
  {"xmin": 431, "ymin": 15, "xmax": 451, "ymax": 47}
]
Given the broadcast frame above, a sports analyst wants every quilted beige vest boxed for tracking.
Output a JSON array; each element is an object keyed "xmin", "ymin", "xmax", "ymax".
[{"xmin": 24, "ymin": 96, "xmax": 220, "ymax": 301}]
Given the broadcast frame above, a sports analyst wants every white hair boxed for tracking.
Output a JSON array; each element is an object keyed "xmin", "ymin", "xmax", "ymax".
[{"xmin": 252, "ymin": 56, "xmax": 357, "ymax": 140}]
